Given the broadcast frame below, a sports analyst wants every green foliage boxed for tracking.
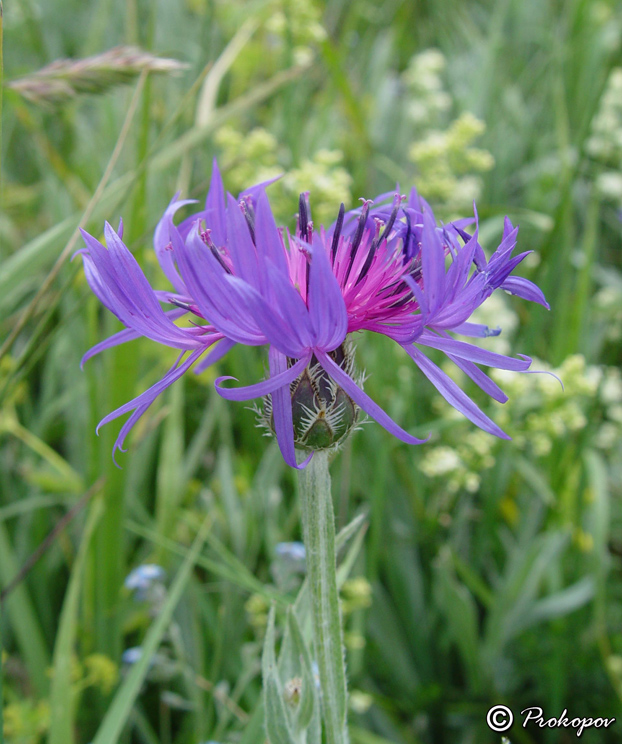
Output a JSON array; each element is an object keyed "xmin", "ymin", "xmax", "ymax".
[{"xmin": 2, "ymin": 0, "xmax": 622, "ymax": 742}]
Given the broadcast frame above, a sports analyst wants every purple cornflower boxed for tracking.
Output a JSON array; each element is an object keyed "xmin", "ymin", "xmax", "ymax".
[{"xmin": 78, "ymin": 160, "xmax": 549, "ymax": 468}]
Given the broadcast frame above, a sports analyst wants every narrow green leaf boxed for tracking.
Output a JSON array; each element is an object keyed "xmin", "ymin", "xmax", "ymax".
[
  {"xmin": 434, "ymin": 551, "xmax": 483, "ymax": 694},
  {"xmin": 524, "ymin": 577, "xmax": 594, "ymax": 628},
  {"xmin": 0, "ymin": 415, "xmax": 83, "ymax": 493},
  {"xmin": 294, "ymin": 510, "xmax": 369, "ymax": 641},
  {"xmin": 91, "ymin": 516, "xmax": 212, "ymax": 744},
  {"xmin": 350, "ymin": 727, "xmax": 415, "ymax": 744},
  {"xmin": 195, "ymin": 18, "xmax": 259, "ymax": 126},
  {"xmin": 263, "ymin": 606, "xmax": 295, "ymax": 744},
  {"xmin": 265, "ymin": 676, "xmax": 295, "ymax": 744},
  {"xmin": 155, "ymin": 380, "xmax": 185, "ymax": 556},
  {"xmin": 286, "ymin": 609, "xmax": 316, "ymax": 733},
  {"xmin": 0, "ymin": 495, "xmax": 68, "ymax": 522},
  {"xmin": 336, "ymin": 518, "xmax": 368, "ymax": 587},
  {"xmin": 238, "ymin": 701, "xmax": 265, "ymax": 744},
  {"xmin": 335, "ymin": 512, "xmax": 368, "ymax": 554},
  {"xmin": 262, "ymin": 604, "xmax": 278, "ymax": 682},
  {"xmin": 217, "ymin": 445, "xmax": 245, "ymax": 557},
  {"xmin": 485, "ymin": 532, "xmax": 569, "ymax": 654},
  {"xmin": 49, "ymin": 497, "xmax": 103, "ymax": 744},
  {"xmin": 125, "ymin": 520, "xmax": 283, "ymax": 603},
  {"xmin": 1, "ymin": 608, "xmax": 5, "ymax": 744},
  {"xmin": 0, "ymin": 521, "xmax": 50, "ymax": 696}
]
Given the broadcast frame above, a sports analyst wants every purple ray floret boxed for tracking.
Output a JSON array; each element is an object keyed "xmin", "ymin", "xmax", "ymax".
[{"xmin": 80, "ymin": 159, "xmax": 550, "ymax": 468}]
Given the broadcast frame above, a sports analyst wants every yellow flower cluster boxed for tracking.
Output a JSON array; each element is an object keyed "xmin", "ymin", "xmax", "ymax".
[
  {"xmin": 402, "ymin": 49, "xmax": 452, "ymax": 129},
  {"xmin": 3, "ymin": 655, "xmax": 117, "ymax": 743},
  {"xmin": 587, "ymin": 68, "xmax": 622, "ymax": 204},
  {"xmin": 265, "ymin": 0, "xmax": 327, "ymax": 66},
  {"xmin": 492, "ymin": 354, "xmax": 606, "ymax": 457},
  {"xmin": 408, "ymin": 112, "xmax": 494, "ymax": 208},
  {"xmin": 3, "ymin": 700, "xmax": 50, "ymax": 744},
  {"xmin": 403, "ymin": 50, "xmax": 494, "ymax": 209},
  {"xmin": 214, "ymin": 126, "xmax": 282, "ymax": 194},
  {"xmin": 341, "ymin": 576, "xmax": 373, "ymax": 615},
  {"xmin": 420, "ymin": 354, "xmax": 622, "ymax": 495},
  {"xmin": 280, "ymin": 150, "xmax": 353, "ymax": 226},
  {"xmin": 214, "ymin": 126, "xmax": 352, "ymax": 226}
]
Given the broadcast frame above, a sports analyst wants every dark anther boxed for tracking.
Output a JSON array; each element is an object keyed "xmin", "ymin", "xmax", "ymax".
[
  {"xmin": 210, "ymin": 246, "xmax": 232, "ymax": 274},
  {"xmin": 240, "ymin": 198, "xmax": 256, "ymax": 245},
  {"xmin": 403, "ymin": 212, "xmax": 412, "ymax": 264},
  {"xmin": 298, "ymin": 192, "xmax": 310, "ymax": 242},
  {"xmin": 380, "ymin": 199, "xmax": 400, "ymax": 243},
  {"xmin": 343, "ymin": 200, "xmax": 371, "ymax": 285},
  {"xmin": 356, "ymin": 198, "xmax": 401, "ymax": 285},
  {"xmin": 408, "ymin": 259, "xmax": 423, "ymax": 283},
  {"xmin": 388, "ymin": 293, "xmax": 413, "ymax": 309},
  {"xmin": 331, "ymin": 203, "xmax": 345, "ymax": 265},
  {"xmin": 381, "ymin": 278, "xmax": 406, "ymax": 297},
  {"xmin": 355, "ymin": 241, "xmax": 377, "ymax": 285},
  {"xmin": 168, "ymin": 298, "xmax": 193, "ymax": 311},
  {"xmin": 355, "ymin": 218, "xmax": 382, "ymax": 286}
]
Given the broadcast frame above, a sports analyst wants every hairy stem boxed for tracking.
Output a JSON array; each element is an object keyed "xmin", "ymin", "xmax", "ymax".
[{"xmin": 298, "ymin": 451, "xmax": 349, "ymax": 744}]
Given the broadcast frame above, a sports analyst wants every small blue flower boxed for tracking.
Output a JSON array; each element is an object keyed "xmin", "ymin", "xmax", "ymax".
[
  {"xmin": 275, "ymin": 542, "xmax": 306, "ymax": 563},
  {"xmin": 122, "ymin": 647, "xmax": 143, "ymax": 665},
  {"xmin": 311, "ymin": 660, "xmax": 321, "ymax": 690},
  {"xmin": 125, "ymin": 564, "xmax": 166, "ymax": 601}
]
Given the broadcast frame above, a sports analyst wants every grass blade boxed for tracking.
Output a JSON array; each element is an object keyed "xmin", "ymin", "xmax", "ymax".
[
  {"xmin": 91, "ymin": 515, "xmax": 212, "ymax": 744},
  {"xmin": 48, "ymin": 497, "xmax": 104, "ymax": 744}
]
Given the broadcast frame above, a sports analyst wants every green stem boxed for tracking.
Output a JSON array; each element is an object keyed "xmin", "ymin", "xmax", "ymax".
[{"xmin": 298, "ymin": 451, "xmax": 349, "ymax": 744}]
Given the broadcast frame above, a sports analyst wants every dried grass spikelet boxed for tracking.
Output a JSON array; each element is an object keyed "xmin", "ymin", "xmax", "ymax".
[{"xmin": 8, "ymin": 46, "xmax": 188, "ymax": 107}]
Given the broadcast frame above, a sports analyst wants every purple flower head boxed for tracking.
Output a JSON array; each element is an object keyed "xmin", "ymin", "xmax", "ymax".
[{"xmin": 79, "ymin": 160, "xmax": 549, "ymax": 468}]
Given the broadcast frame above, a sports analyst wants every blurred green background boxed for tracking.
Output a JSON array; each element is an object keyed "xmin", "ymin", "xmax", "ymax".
[{"xmin": 1, "ymin": 0, "xmax": 622, "ymax": 742}]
